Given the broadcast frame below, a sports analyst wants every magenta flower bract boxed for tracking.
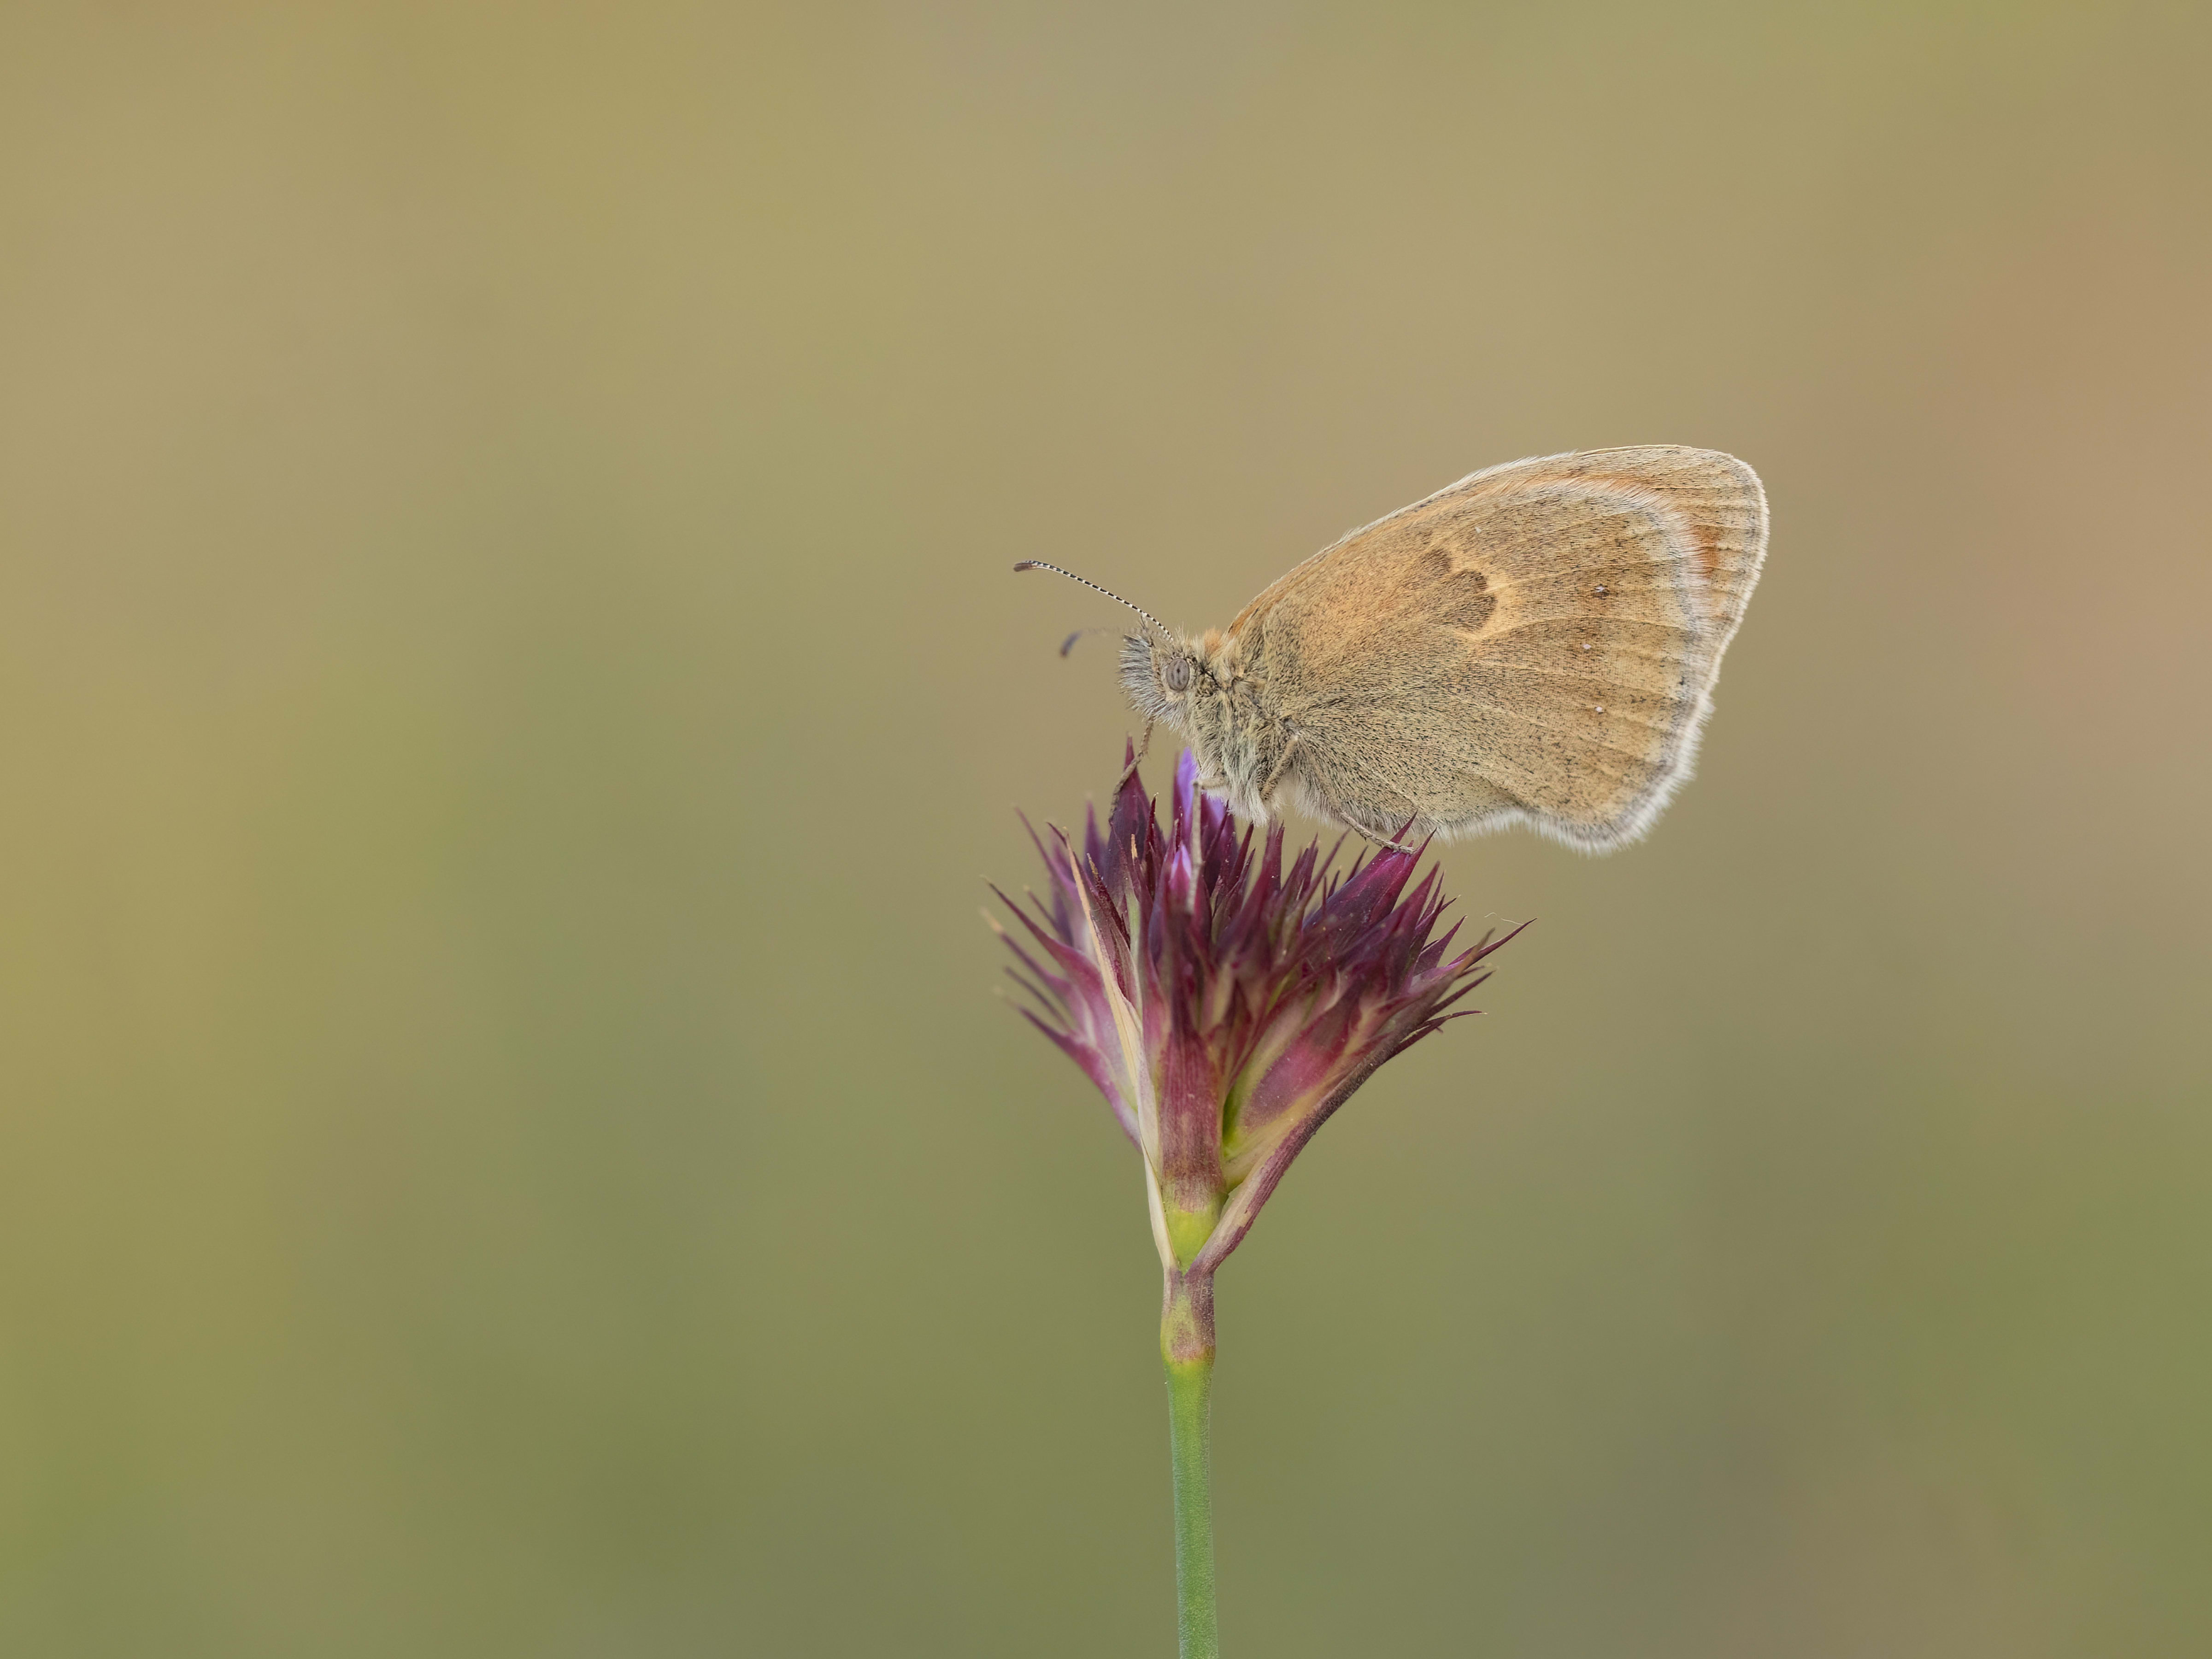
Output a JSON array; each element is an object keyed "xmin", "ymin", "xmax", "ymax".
[{"xmin": 993, "ymin": 747, "xmax": 1520, "ymax": 1362}]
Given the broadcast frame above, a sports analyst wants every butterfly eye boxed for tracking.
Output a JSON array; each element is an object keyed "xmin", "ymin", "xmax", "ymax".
[{"xmin": 1164, "ymin": 657, "xmax": 1193, "ymax": 693}]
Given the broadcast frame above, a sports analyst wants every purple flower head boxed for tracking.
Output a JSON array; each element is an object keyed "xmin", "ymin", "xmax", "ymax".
[{"xmin": 992, "ymin": 747, "xmax": 1522, "ymax": 1291}]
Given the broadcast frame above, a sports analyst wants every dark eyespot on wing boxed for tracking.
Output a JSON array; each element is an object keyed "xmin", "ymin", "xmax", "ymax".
[
  {"xmin": 1413, "ymin": 546, "xmax": 1454, "ymax": 583},
  {"xmin": 1415, "ymin": 545, "xmax": 1497, "ymax": 633}
]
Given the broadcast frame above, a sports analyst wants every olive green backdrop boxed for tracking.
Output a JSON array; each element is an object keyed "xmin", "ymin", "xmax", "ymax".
[{"xmin": 3, "ymin": 4, "xmax": 2207, "ymax": 1655}]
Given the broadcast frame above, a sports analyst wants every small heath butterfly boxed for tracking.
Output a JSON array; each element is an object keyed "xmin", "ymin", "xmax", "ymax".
[{"xmin": 1019, "ymin": 446, "xmax": 1768, "ymax": 850}]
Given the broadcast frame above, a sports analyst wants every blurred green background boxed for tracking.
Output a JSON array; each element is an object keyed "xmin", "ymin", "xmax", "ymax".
[{"xmin": 3, "ymin": 3, "xmax": 2208, "ymax": 1654}]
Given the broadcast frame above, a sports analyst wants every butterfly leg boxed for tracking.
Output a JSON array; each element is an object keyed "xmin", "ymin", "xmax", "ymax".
[
  {"xmin": 1351, "ymin": 826, "xmax": 1422, "ymax": 856},
  {"xmin": 1115, "ymin": 719, "xmax": 1155, "ymax": 790},
  {"xmin": 1340, "ymin": 805, "xmax": 1421, "ymax": 857},
  {"xmin": 1257, "ymin": 731, "xmax": 1303, "ymax": 805}
]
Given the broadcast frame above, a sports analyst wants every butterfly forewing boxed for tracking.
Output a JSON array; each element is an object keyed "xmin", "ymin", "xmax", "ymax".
[{"xmin": 1233, "ymin": 447, "xmax": 1768, "ymax": 848}]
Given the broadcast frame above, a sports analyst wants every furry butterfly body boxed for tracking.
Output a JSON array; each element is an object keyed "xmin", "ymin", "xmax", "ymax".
[{"xmin": 1113, "ymin": 446, "xmax": 1769, "ymax": 851}]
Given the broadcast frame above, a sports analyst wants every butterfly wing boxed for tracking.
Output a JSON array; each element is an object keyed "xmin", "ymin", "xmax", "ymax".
[{"xmin": 1233, "ymin": 447, "xmax": 1768, "ymax": 849}]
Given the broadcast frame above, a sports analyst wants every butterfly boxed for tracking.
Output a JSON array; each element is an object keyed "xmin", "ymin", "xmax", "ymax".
[{"xmin": 1020, "ymin": 446, "xmax": 1768, "ymax": 850}]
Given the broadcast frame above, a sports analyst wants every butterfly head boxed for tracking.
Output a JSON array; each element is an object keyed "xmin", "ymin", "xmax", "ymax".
[
  {"xmin": 1009, "ymin": 560, "xmax": 1241, "ymax": 774},
  {"xmin": 1119, "ymin": 629, "xmax": 1224, "ymax": 725}
]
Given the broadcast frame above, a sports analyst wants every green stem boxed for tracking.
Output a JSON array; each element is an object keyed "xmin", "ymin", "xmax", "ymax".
[
  {"xmin": 1162, "ymin": 1272, "xmax": 1219, "ymax": 1657},
  {"xmin": 1165, "ymin": 1355, "xmax": 1218, "ymax": 1657}
]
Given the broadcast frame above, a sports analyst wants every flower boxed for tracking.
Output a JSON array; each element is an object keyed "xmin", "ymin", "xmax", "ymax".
[{"xmin": 991, "ymin": 747, "xmax": 1520, "ymax": 1361}]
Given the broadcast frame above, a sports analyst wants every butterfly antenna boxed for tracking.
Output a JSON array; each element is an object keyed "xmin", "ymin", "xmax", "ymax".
[{"xmin": 1014, "ymin": 561, "xmax": 1171, "ymax": 642}]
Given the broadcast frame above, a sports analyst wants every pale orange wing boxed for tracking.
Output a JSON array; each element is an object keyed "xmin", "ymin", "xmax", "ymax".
[{"xmin": 1233, "ymin": 447, "xmax": 1768, "ymax": 849}]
